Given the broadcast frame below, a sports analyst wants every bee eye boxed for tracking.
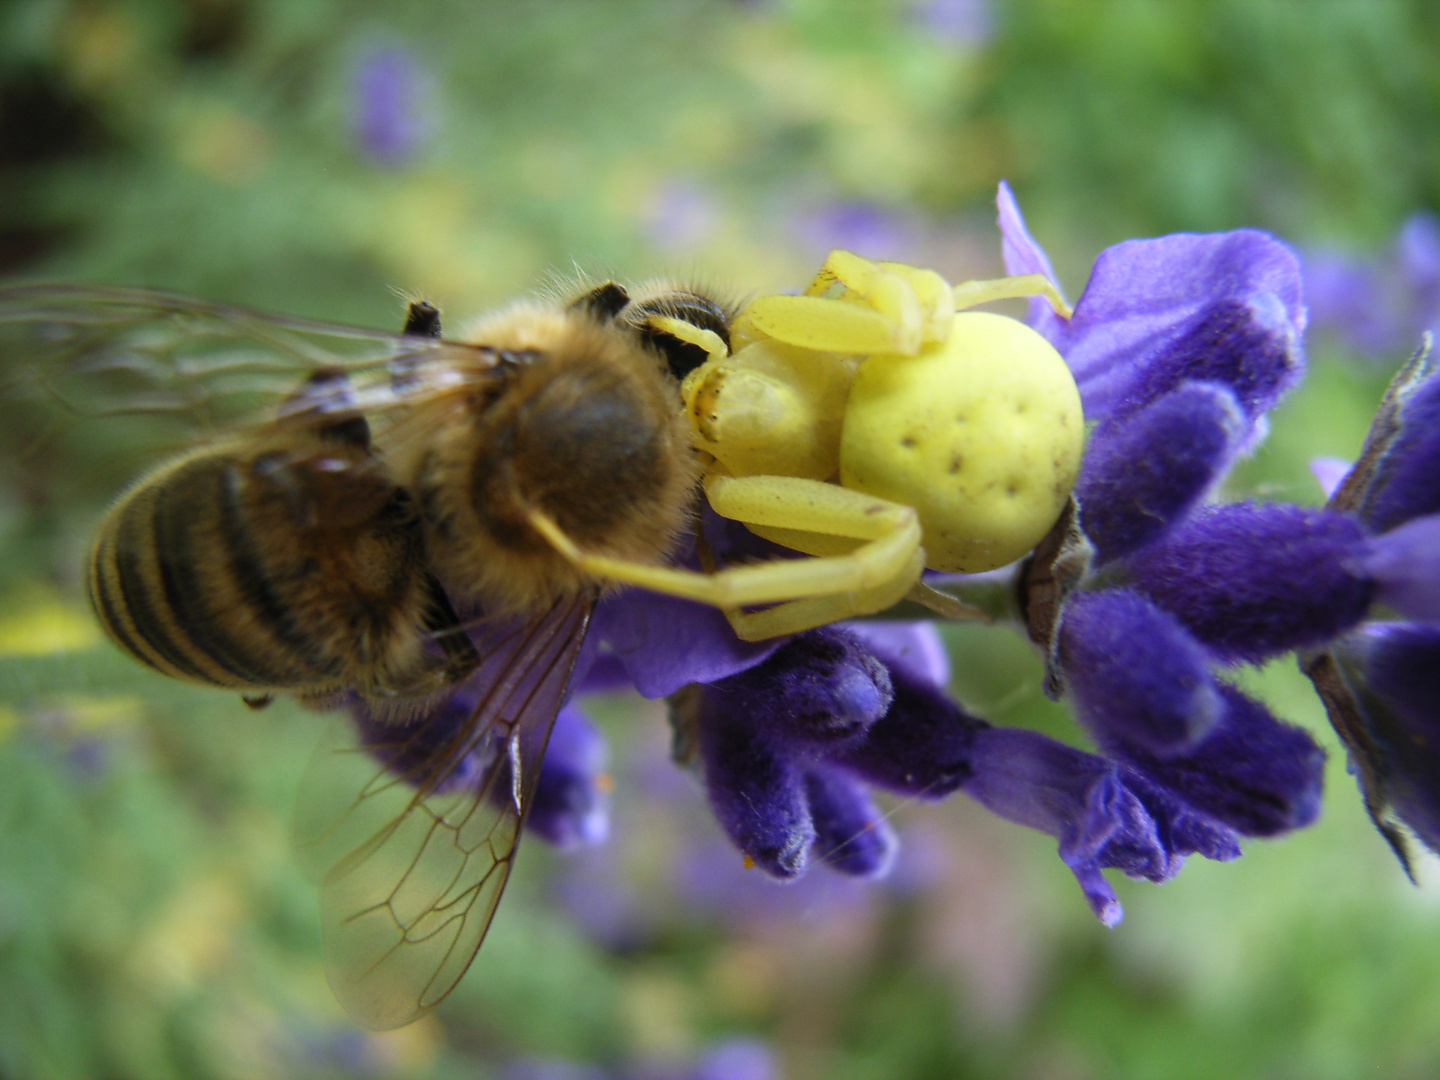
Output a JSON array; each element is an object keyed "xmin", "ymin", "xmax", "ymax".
[
  {"xmin": 626, "ymin": 292, "xmax": 734, "ymax": 380},
  {"xmin": 647, "ymin": 332, "xmax": 711, "ymax": 381}
]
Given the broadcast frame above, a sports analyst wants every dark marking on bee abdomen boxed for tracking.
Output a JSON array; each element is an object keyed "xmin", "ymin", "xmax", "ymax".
[{"xmin": 88, "ymin": 451, "xmax": 343, "ymax": 694}]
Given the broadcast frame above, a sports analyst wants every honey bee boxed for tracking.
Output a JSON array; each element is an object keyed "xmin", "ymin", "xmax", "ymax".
[{"xmin": 0, "ymin": 277, "xmax": 737, "ymax": 1029}]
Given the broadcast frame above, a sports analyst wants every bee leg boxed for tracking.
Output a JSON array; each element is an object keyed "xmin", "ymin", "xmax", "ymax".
[
  {"xmin": 419, "ymin": 572, "xmax": 480, "ymax": 684},
  {"xmin": 242, "ymin": 693, "xmax": 273, "ymax": 709}
]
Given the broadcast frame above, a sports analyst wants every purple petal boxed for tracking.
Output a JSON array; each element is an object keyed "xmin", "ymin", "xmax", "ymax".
[
  {"xmin": 350, "ymin": 691, "xmax": 486, "ymax": 795},
  {"xmin": 1122, "ymin": 769, "xmax": 1243, "ymax": 864},
  {"xmin": 688, "ymin": 1039, "xmax": 780, "ymax": 1080},
  {"xmin": 960, "ymin": 727, "xmax": 1240, "ymax": 924},
  {"xmin": 352, "ymin": 46, "xmax": 429, "ymax": 166},
  {"xmin": 585, "ymin": 593, "xmax": 782, "ymax": 699},
  {"xmin": 704, "ymin": 626, "xmax": 893, "ymax": 751},
  {"xmin": 1115, "ymin": 683, "xmax": 1326, "ymax": 836},
  {"xmin": 1310, "ymin": 456, "xmax": 1352, "ymax": 499},
  {"xmin": 1101, "ymin": 293, "xmax": 1304, "ymax": 444},
  {"xmin": 1303, "ymin": 250, "xmax": 1402, "ymax": 355},
  {"xmin": 1365, "ymin": 364, "xmax": 1440, "ymax": 532},
  {"xmin": 842, "ymin": 619, "xmax": 951, "ymax": 685},
  {"xmin": 525, "ymin": 704, "xmax": 611, "ymax": 849},
  {"xmin": 1077, "ymin": 381, "xmax": 1245, "ymax": 563},
  {"xmin": 581, "ymin": 512, "xmax": 791, "ymax": 698},
  {"xmin": 1353, "ymin": 514, "xmax": 1440, "ymax": 620},
  {"xmin": 1050, "ymin": 231, "xmax": 1307, "ymax": 423},
  {"xmin": 804, "ymin": 765, "xmax": 898, "ymax": 878},
  {"xmin": 834, "ymin": 653, "xmax": 988, "ymax": 799},
  {"xmin": 695, "ymin": 697, "xmax": 813, "ymax": 880},
  {"xmin": 1128, "ymin": 502, "xmax": 1374, "ymax": 663},
  {"xmin": 996, "ymin": 181, "xmax": 1070, "ymax": 342},
  {"xmin": 1398, "ymin": 212, "xmax": 1440, "ymax": 289},
  {"xmin": 1059, "ymin": 589, "xmax": 1224, "ymax": 756}
]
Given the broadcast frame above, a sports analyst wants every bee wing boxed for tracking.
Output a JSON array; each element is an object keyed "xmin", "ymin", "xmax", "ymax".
[
  {"xmin": 0, "ymin": 284, "xmax": 492, "ymax": 443},
  {"xmin": 291, "ymin": 593, "xmax": 594, "ymax": 1031}
]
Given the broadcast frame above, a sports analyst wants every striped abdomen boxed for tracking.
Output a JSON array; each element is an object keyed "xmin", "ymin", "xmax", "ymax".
[{"xmin": 87, "ymin": 439, "xmax": 473, "ymax": 701}]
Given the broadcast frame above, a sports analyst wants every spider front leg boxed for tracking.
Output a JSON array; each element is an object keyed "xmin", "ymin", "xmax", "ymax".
[
  {"xmin": 952, "ymin": 273, "xmax": 1072, "ymax": 319},
  {"xmin": 737, "ymin": 250, "xmax": 951, "ymax": 356},
  {"xmin": 737, "ymin": 250, "xmax": 1072, "ymax": 357},
  {"xmin": 524, "ymin": 473, "xmax": 927, "ymax": 641}
]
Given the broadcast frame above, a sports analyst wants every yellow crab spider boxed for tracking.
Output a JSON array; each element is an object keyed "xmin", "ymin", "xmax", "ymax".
[{"xmin": 530, "ymin": 250, "xmax": 1084, "ymax": 640}]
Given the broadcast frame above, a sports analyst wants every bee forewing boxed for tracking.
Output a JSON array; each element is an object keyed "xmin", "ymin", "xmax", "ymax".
[
  {"xmin": 290, "ymin": 593, "xmax": 594, "ymax": 1031},
  {"xmin": 0, "ymin": 284, "xmax": 493, "ymax": 445}
]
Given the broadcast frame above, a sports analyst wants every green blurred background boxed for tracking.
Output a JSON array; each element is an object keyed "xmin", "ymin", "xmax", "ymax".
[{"xmin": 3, "ymin": 1, "xmax": 1440, "ymax": 1077}]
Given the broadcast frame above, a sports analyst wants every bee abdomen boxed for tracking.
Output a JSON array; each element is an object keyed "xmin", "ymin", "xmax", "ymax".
[{"xmin": 88, "ymin": 450, "xmax": 352, "ymax": 694}]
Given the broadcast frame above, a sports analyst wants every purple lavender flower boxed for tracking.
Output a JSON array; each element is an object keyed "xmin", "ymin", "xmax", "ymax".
[
  {"xmin": 791, "ymin": 202, "xmax": 922, "ymax": 264},
  {"xmin": 1295, "ymin": 342, "xmax": 1440, "ymax": 871},
  {"xmin": 675, "ymin": 624, "xmax": 927, "ymax": 881},
  {"xmin": 352, "ymin": 45, "xmax": 431, "ymax": 166},
  {"xmin": 912, "ymin": 0, "xmax": 994, "ymax": 45},
  {"xmin": 1004, "ymin": 181, "xmax": 1440, "ymax": 889},
  {"xmin": 993, "ymin": 182, "xmax": 1329, "ymax": 914},
  {"xmin": 499, "ymin": 1038, "xmax": 778, "ymax": 1080},
  {"xmin": 1305, "ymin": 212, "xmax": 1440, "ymax": 358}
]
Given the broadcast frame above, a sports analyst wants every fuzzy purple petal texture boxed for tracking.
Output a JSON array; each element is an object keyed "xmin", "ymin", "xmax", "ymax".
[
  {"xmin": 695, "ymin": 699, "xmax": 814, "ymax": 880},
  {"xmin": 960, "ymin": 727, "xmax": 1241, "ymax": 925},
  {"xmin": 704, "ymin": 626, "xmax": 893, "ymax": 751},
  {"xmin": 1364, "ymin": 365, "xmax": 1440, "ymax": 532},
  {"xmin": 1112, "ymin": 683, "xmax": 1325, "ymax": 836},
  {"xmin": 804, "ymin": 764, "xmax": 898, "ymax": 878},
  {"xmin": 1059, "ymin": 589, "xmax": 1224, "ymax": 756},
  {"xmin": 1077, "ymin": 381, "xmax": 1244, "ymax": 563},
  {"xmin": 1122, "ymin": 768, "xmax": 1244, "ymax": 864},
  {"xmin": 1056, "ymin": 250, "xmax": 1303, "ymax": 420},
  {"xmin": 1354, "ymin": 514, "xmax": 1440, "ymax": 620},
  {"xmin": 1128, "ymin": 502, "xmax": 1374, "ymax": 663},
  {"xmin": 1359, "ymin": 623, "xmax": 1440, "ymax": 852},
  {"xmin": 834, "ymin": 651, "xmax": 988, "ymax": 798},
  {"xmin": 1101, "ymin": 293, "xmax": 1304, "ymax": 446},
  {"xmin": 686, "ymin": 626, "xmax": 925, "ymax": 879}
]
